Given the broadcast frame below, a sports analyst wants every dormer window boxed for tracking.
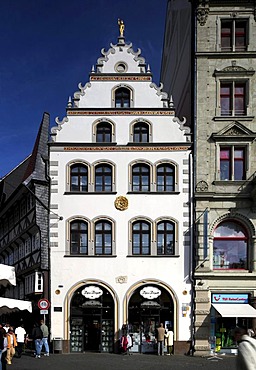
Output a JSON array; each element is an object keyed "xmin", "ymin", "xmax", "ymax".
[{"xmin": 115, "ymin": 87, "xmax": 130, "ymax": 108}]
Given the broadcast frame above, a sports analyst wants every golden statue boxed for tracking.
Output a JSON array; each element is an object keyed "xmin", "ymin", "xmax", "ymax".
[{"xmin": 118, "ymin": 19, "xmax": 125, "ymax": 37}]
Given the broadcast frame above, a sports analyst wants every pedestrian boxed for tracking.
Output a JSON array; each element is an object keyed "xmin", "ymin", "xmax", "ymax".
[
  {"xmin": 0, "ymin": 329, "xmax": 4, "ymax": 370},
  {"xmin": 234, "ymin": 326, "xmax": 256, "ymax": 370},
  {"xmin": 156, "ymin": 323, "xmax": 165, "ymax": 356},
  {"xmin": 2, "ymin": 325, "xmax": 9, "ymax": 334},
  {"xmin": 165, "ymin": 325, "xmax": 174, "ymax": 355},
  {"xmin": 40, "ymin": 320, "xmax": 50, "ymax": 356},
  {"xmin": 15, "ymin": 323, "xmax": 26, "ymax": 358},
  {"xmin": 31, "ymin": 323, "xmax": 43, "ymax": 359},
  {"xmin": 6, "ymin": 328, "xmax": 17, "ymax": 365},
  {"xmin": 1, "ymin": 331, "xmax": 7, "ymax": 370}
]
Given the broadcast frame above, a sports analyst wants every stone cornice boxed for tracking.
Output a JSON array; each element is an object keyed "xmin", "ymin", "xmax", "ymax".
[
  {"xmin": 90, "ymin": 75, "xmax": 152, "ymax": 82},
  {"xmin": 62, "ymin": 145, "xmax": 191, "ymax": 152},
  {"xmin": 66, "ymin": 110, "xmax": 175, "ymax": 116}
]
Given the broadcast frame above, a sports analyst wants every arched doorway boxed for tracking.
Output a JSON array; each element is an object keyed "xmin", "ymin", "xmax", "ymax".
[
  {"xmin": 70, "ymin": 284, "xmax": 114, "ymax": 353},
  {"xmin": 127, "ymin": 283, "xmax": 174, "ymax": 353}
]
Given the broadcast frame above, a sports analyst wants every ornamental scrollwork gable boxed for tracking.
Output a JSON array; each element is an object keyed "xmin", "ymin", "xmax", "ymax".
[
  {"xmin": 96, "ymin": 46, "xmax": 116, "ymax": 71},
  {"xmin": 173, "ymin": 116, "xmax": 191, "ymax": 136}
]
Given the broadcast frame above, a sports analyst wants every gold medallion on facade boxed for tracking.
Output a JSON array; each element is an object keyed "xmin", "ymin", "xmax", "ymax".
[{"xmin": 114, "ymin": 196, "xmax": 128, "ymax": 211}]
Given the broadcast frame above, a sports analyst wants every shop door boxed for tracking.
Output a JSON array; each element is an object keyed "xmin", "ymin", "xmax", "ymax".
[
  {"xmin": 84, "ymin": 316, "xmax": 101, "ymax": 352},
  {"xmin": 140, "ymin": 313, "xmax": 160, "ymax": 353}
]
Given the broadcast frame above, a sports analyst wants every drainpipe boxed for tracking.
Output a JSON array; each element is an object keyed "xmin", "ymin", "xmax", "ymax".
[{"xmin": 188, "ymin": 0, "xmax": 198, "ymax": 355}]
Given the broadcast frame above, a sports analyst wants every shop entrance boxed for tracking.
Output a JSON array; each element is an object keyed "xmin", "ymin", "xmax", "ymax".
[
  {"xmin": 70, "ymin": 284, "xmax": 114, "ymax": 353},
  {"xmin": 128, "ymin": 284, "xmax": 174, "ymax": 353}
]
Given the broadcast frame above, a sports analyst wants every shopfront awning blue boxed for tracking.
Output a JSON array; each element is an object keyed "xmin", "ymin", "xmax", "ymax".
[{"xmin": 212, "ymin": 303, "xmax": 256, "ymax": 318}]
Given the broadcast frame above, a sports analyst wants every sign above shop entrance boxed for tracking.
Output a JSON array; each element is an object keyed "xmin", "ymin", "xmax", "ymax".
[
  {"xmin": 82, "ymin": 286, "xmax": 103, "ymax": 299},
  {"xmin": 140, "ymin": 286, "xmax": 161, "ymax": 300},
  {"xmin": 212, "ymin": 293, "xmax": 249, "ymax": 304}
]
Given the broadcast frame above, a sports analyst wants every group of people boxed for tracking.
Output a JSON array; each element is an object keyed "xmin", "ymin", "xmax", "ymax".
[
  {"xmin": 0, "ymin": 319, "xmax": 49, "ymax": 368},
  {"xmin": 31, "ymin": 320, "xmax": 50, "ymax": 358},
  {"xmin": 156, "ymin": 323, "xmax": 174, "ymax": 356}
]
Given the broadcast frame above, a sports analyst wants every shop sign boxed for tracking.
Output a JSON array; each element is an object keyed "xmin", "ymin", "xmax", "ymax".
[
  {"xmin": 81, "ymin": 285, "xmax": 103, "ymax": 299},
  {"xmin": 140, "ymin": 286, "xmax": 161, "ymax": 299},
  {"xmin": 212, "ymin": 293, "xmax": 248, "ymax": 304}
]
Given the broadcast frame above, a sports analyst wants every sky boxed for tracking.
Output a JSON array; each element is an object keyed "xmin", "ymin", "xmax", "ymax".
[{"xmin": 0, "ymin": 0, "xmax": 167, "ymax": 178}]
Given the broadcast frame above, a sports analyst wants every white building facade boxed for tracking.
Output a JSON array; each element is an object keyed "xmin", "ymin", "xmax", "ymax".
[{"xmin": 49, "ymin": 29, "xmax": 192, "ymax": 354}]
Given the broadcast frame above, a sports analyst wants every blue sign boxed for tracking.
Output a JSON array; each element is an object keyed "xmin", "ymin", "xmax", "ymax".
[{"xmin": 212, "ymin": 293, "xmax": 248, "ymax": 304}]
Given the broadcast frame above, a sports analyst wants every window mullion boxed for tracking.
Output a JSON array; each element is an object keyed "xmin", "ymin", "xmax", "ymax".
[
  {"xmin": 232, "ymin": 20, "xmax": 235, "ymax": 52},
  {"xmin": 231, "ymin": 146, "xmax": 235, "ymax": 180}
]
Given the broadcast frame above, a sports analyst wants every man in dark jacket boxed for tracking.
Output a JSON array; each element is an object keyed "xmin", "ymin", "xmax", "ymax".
[{"xmin": 32, "ymin": 324, "xmax": 43, "ymax": 359}]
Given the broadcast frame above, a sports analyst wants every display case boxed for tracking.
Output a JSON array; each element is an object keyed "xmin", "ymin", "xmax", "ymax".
[
  {"xmin": 101, "ymin": 319, "xmax": 114, "ymax": 352},
  {"xmin": 70, "ymin": 318, "xmax": 83, "ymax": 352}
]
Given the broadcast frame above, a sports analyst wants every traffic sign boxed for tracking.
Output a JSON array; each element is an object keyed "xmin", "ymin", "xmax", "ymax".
[
  {"xmin": 40, "ymin": 310, "xmax": 48, "ymax": 315},
  {"xmin": 38, "ymin": 298, "xmax": 50, "ymax": 310}
]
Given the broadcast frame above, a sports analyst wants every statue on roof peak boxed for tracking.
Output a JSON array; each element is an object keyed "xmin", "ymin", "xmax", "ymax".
[{"xmin": 118, "ymin": 19, "xmax": 125, "ymax": 37}]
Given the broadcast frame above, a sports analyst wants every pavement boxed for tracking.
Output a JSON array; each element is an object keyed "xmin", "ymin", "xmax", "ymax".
[{"xmin": 10, "ymin": 352, "xmax": 237, "ymax": 370}]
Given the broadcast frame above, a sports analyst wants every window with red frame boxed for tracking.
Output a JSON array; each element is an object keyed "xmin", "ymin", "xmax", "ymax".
[
  {"xmin": 220, "ymin": 82, "xmax": 246, "ymax": 116},
  {"xmin": 213, "ymin": 221, "xmax": 247, "ymax": 270},
  {"xmin": 221, "ymin": 20, "xmax": 247, "ymax": 51},
  {"xmin": 220, "ymin": 146, "xmax": 246, "ymax": 181}
]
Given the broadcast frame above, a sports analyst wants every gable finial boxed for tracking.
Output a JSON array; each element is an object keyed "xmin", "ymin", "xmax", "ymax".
[{"xmin": 118, "ymin": 19, "xmax": 125, "ymax": 37}]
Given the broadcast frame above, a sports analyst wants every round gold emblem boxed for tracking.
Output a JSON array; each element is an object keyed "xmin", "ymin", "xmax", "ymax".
[{"xmin": 114, "ymin": 196, "xmax": 128, "ymax": 211}]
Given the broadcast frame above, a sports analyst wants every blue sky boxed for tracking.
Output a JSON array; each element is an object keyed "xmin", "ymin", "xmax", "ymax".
[{"xmin": 0, "ymin": 0, "xmax": 167, "ymax": 178}]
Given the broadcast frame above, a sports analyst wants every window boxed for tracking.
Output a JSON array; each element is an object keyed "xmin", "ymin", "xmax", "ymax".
[
  {"xmin": 220, "ymin": 146, "xmax": 246, "ymax": 180},
  {"xmin": 132, "ymin": 221, "xmax": 150, "ymax": 255},
  {"xmin": 157, "ymin": 164, "xmax": 175, "ymax": 192},
  {"xmin": 115, "ymin": 87, "xmax": 130, "ymax": 108},
  {"xmin": 220, "ymin": 82, "xmax": 246, "ymax": 116},
  {"xmin": 157, "ymin": 221, "xmax": 175, "ymax": 255},
  {"xmin": 133, "ymin": 122, "xmax": 149, "ymax": 143},
  {"xmin": 221, "ymin": 20, "xmax": 247, "ymax": 52},
  {"xmin": 70, "ymin": 220, "xmax": 88, "ymax": 254},
  {"xmin": 213, "ymin": 221, "xmax": 247, "ymax": 270},
  {"xmin": 95, "ymin": 164, "xmax": 112, "ymax": 192},
  {"xmin": 95, "ymin": 220, "xmax": 112, "ymax": 255},
  {"xmin": 70, "ymin": 164, "xmax": 88, "ymax": 192},
  {"xmin": 96, "ymin": 122, "xmax": 112, "ymax": 143},
  {"xmin": 132, "ymin": 164, "xmax": 150, "ymax": 192}
]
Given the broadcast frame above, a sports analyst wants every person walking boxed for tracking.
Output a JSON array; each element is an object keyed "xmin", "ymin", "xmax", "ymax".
[
  {"xmin": 6, "ymin": 328, "xmax": 17, "ymax": 365},
  {"xmin": 40, "ymin": 320, "xmax": 49, "ymax": 356},
  {"xmin": 156, "ymin": 323, "xmax": 165, "ymax": 356},
  {"xmin": 1, "ymin": 331, "xmax": 7, "ymax": 370},
  {"xmin": 234, "ymin": 326, "xmax": 256, "ymax": 370},
  {"xmin": 14, "ymin": 323, "xmax": 26, "ymax": 358},
  {"xmin": 32, "ymin": 323, "xmax": 43, "ymax": 359},
  {"xmin": 165, "ymin": 326, "xmax": 174, "ymax": 355}
]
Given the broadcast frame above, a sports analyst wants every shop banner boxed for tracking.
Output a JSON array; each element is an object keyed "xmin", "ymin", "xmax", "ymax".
[{"xmin": 212, "ymin": 293, "xmax": 248, "ymax": 304}]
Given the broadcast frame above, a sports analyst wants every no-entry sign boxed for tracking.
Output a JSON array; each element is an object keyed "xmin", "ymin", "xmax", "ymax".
[{"xmin": 38, "ymin": 298, "xmax": 50, "ymax": 310}]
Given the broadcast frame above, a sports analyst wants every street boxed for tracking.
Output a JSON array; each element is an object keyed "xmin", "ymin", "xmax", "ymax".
[{"xmin": 10, "ymin": 352, "xmax": 237, "ymax": 370}]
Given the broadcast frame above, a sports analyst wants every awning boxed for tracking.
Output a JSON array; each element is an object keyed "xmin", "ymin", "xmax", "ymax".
[
  {"xmin": 212, "ymin": 303, "xmax": 256, "ymax": 318},
  {"xmin": 0, "ymin": 297, "xmax": 32, "ymax": 315},
  {"xmin": 0, "ymin": 264, "xmax": 16, "ymax": 287}
]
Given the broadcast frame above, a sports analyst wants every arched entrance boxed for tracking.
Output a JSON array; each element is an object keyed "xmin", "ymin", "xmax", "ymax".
[
  {"xmin": 127, "ymin": 283, "xmax": 174, "ymax": 353},
  {"xmin": 70, "ymin": 284, "xmax": 114, "ymax": 353}
]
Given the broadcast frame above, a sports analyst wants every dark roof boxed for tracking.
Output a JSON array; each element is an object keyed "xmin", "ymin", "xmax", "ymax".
[{"xmin": 0, "ymin": 112, "xmax": 50, "ymax": 207}]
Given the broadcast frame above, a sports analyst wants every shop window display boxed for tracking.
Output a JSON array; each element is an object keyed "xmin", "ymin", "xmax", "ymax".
[{"xmin": 213, "ymin": 221, "xmax": 248, "ymax": 270}]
